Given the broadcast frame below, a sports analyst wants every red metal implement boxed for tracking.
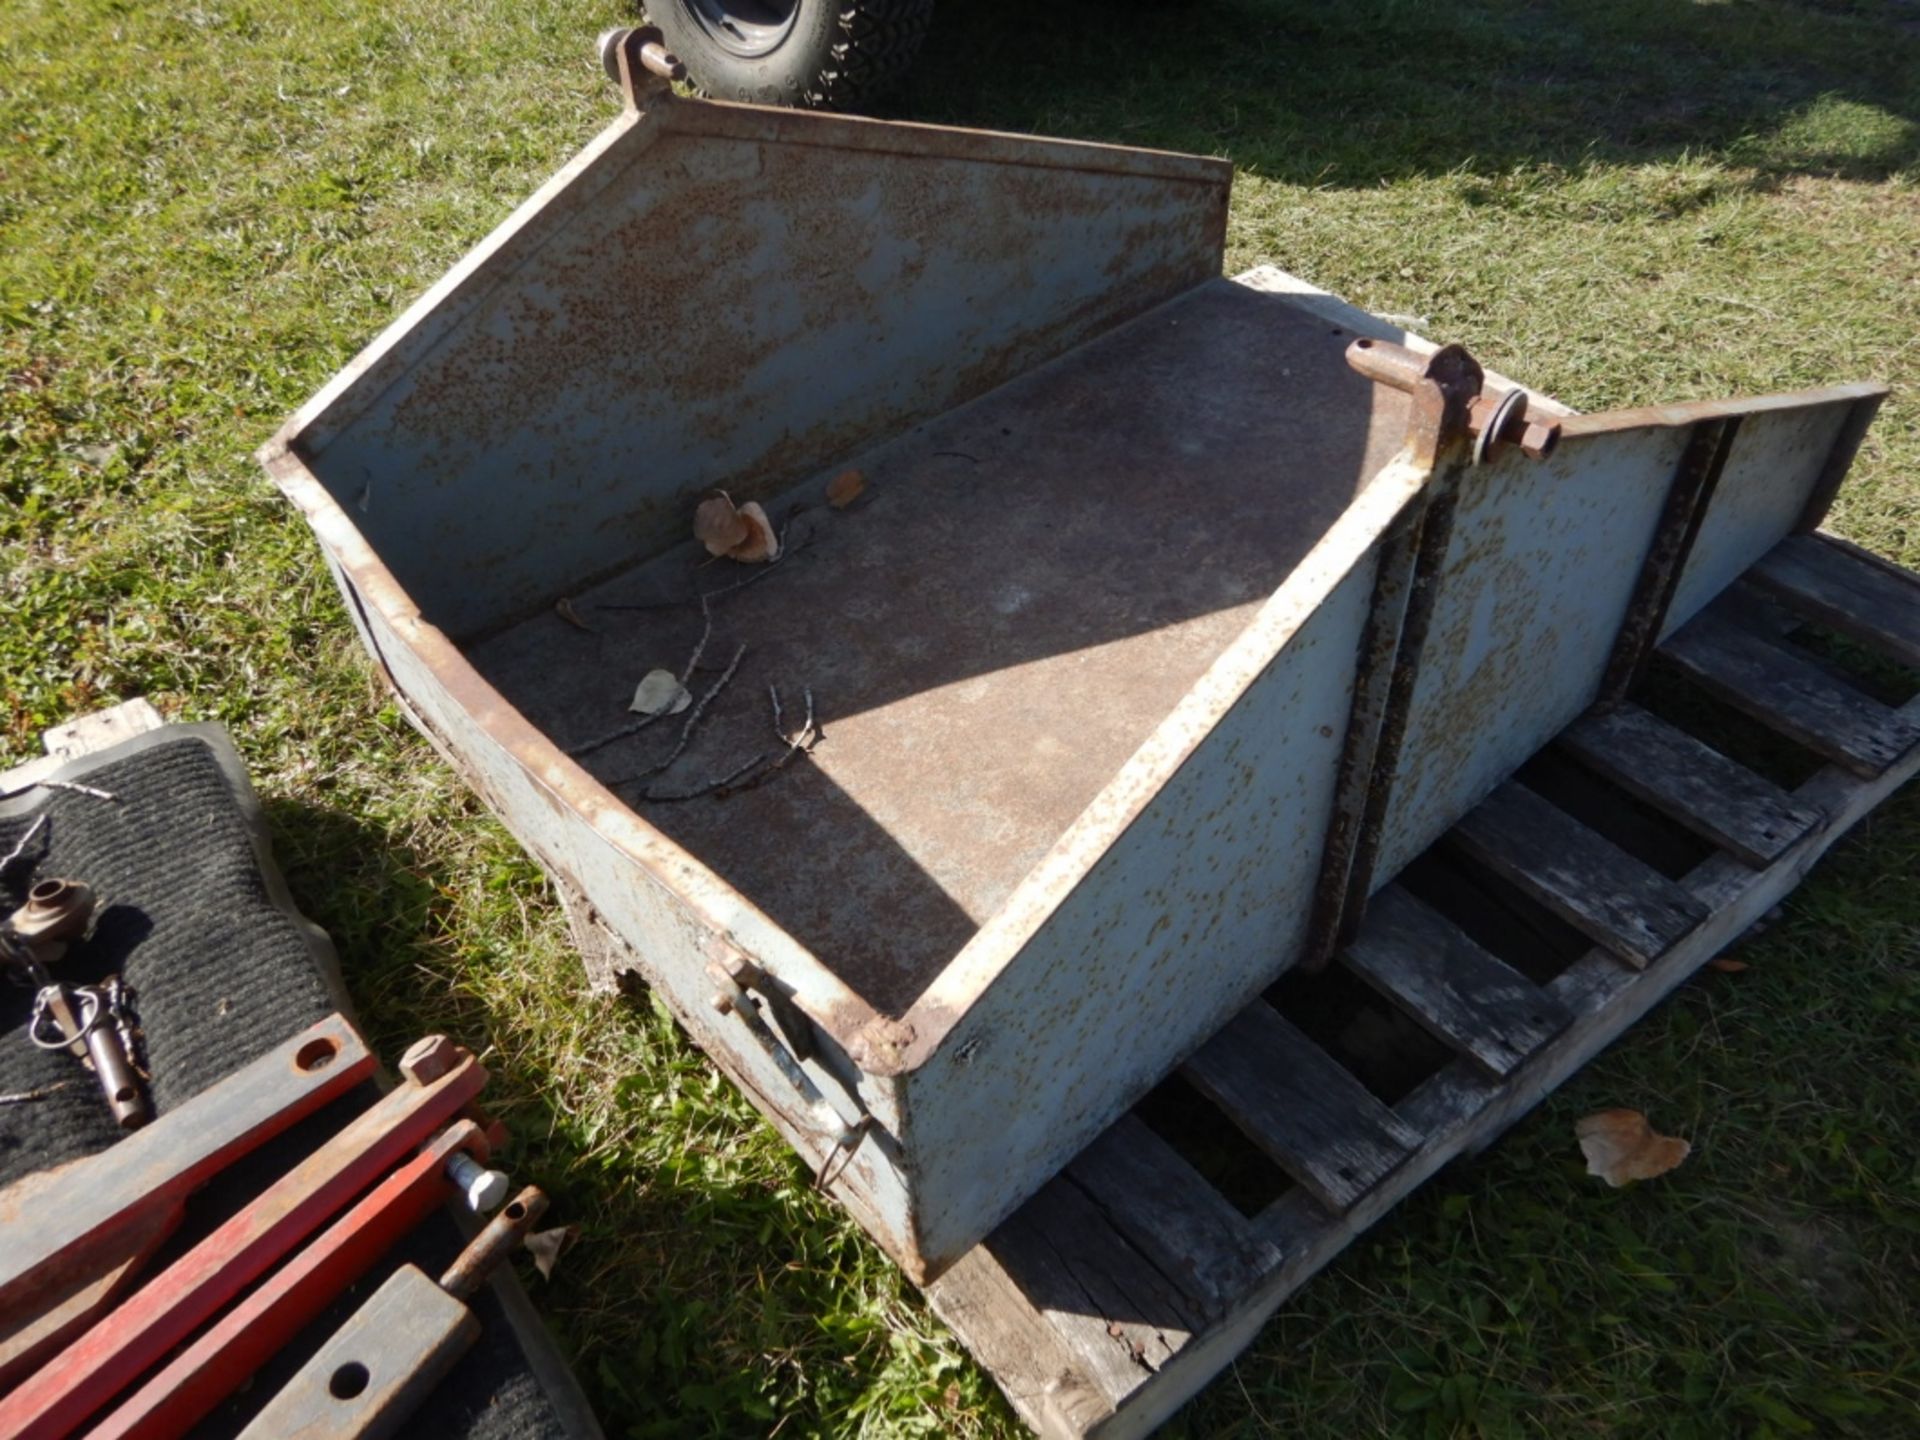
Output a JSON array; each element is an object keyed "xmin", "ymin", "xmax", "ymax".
[
  {"xmin": 0, "ymin": 1014, "xmax": 374, "ymax": 1389},
  {"xmin": 89, "ymin": 1120, "xmax": 490, "ymax": 1440},
  {"xmin": 0, "ymin": 1039, "xmax": 486, "ymax": 1440}
]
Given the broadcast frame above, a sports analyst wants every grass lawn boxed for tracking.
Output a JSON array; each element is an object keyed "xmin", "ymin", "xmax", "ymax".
[{"xmin": 3, "ymin": 0, "xmax": 1917, "ymax": 1434}]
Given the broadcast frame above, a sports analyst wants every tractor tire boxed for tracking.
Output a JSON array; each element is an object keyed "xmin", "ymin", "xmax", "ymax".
[{"xmin": 649, "ymin": 1, "xmax": 934, "ymax": 112}]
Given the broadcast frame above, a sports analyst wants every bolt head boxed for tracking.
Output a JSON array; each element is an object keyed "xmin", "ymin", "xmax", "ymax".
[
  {"xmin": 445, "ymin": 1150, "xmax": 511, "ymax": 1213},
  {"xmin": 400, "ymin": 1034, "xmax": 461, "ymax": 1085}
]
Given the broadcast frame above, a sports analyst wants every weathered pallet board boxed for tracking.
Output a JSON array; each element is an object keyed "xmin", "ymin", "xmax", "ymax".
[
  {"xmin": 1748, "ymin": 533, "xmax": 1920, "ymax": 671},
  {"xmin": 1342, "ymin": 886, "xmax": 1571, "ymax": 1078},
  {"xmin": 1448, "ymin": 781, "xmax": 1709, "ymax": 968},
  {"xmin": 923, "ymin": 534, "xmax": 1920, "ymax": 1439},
  {"xmin": 1181, "ymin": 1002, "xmax": 1420, "ymax": 1212},
  {"xmin": 1661, "ymin": 608, "xmax": 1920, "ymax": 777},
  {"xmin": 1557, "ymin": 703, "xmax": 1823, "ymax": 867}
]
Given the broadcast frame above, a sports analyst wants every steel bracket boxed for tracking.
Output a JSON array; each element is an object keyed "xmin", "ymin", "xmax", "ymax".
[
  {"xmin": 1599, "ymin": 416, "xmax": 1742, "ymax": 706},
  {"xmin": 1304, "ymin": 340, "xmax": 1504, "ymax": 972}
]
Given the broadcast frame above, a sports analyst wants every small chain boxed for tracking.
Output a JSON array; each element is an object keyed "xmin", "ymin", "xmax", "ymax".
[{"xmin": 103, "ymin": 975, "xmax": 148, "ymax": 1079}]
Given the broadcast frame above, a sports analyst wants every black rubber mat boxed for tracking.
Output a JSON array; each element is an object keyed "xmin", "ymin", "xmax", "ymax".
[{"xmin": 0, "ymin": 725, "xmax": 590, "ymax": 1439}]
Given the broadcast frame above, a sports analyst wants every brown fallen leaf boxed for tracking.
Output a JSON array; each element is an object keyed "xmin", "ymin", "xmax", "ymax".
[
  {"xmin": 524, "ymin": 1225, "xmax": 577, "ymax": 1282},
  {"xmin": 694, "ymin": 492, "xmax": 750, "ymax": 556},
  {"xmin": 553, "ymin": 596, "xmax": 596, "ymax": 633},
  {"xmin": 729, "ymin": 500, "xmax": 780, "ymax": 563},
  {"xmin": 1575, "ymin": 1109, "xmax": 1691, "ymax": 1187},
  {"xmin": 1708, "ymin": 956, "xmax": 1749, "ymax": 974},
  {"xmin": 826, "ymin": 468, "xmax": 866, "ymax": 509}
]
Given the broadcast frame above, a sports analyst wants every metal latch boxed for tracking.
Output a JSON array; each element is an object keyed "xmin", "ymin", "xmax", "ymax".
[{"xmin": 707, "ymin": 960, "xmax": 870, "ymax": 1189}]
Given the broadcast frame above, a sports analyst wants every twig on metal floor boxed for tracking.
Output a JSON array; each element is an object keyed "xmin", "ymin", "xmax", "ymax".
[
  {"xmin": 722, "ymin": 684, "xmax": 821, "ymax": 797},
  {"xmin": 641, "ymin": 683, "xmax": 821, "ymax": 803},
  {"xmin": 616, "ymin": 643, "xmax": 748, "ymax": 786},
  {"xmin": 681, "ymin": 593, "xmax": 712, "ymax": 684},
  {"xmin": 567, "ymin": 711, "xmax": 665, "ymax": 759},
  {"xmin": 0, "ymin": 1080, "xmax": 71, "ymax": 1106},
  {"xmin": 39, "ymin": 779, "xmax": 117, "ymax": 802},
  {"xmin": 0, "ymin": 814, "xmax": 49, "ymax": 877},
  {"xmin": 568, "ymin": 595, "xmax": 719, "ymax": 759},
  {"xmin": 634, "ymin": 750, "xmax": 774, "ymax": 803}
]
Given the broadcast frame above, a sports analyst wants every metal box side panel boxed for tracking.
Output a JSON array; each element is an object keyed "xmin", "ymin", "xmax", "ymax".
[
  {"xmin": 1665, "ymin": 402, "xmax": 1854, "ymax": 626},
  {"xmin": 1370, "ymin": 389, "xmax": 1874, "ymax": 887},
  {"xmin": 320, "ymin": 547, "xmax": 923, "ymax": 1258},
  {"xmin": 1370, "ymin": 425, "xmax": 1688, "ymax": 882},
  {"xmin": 268, "ymin": 451, "xmax": 923, "ymax": 1258},
  {"xmin": 286, "ymin": 96, "xmax": 1230, "ymax": 638},
  {"xmin": 882, "ymin": 447, "xmax": 1447, "ymax": 1272},
  {"xmin": 894, "ymin": 557, "xmax": 1376, "ymax": 1272}
]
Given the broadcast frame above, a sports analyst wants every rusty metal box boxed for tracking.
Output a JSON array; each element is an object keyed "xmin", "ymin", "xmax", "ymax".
[{"xmin": 265, "ymin": 71, "xmax": 1882, "ymax": 1282}]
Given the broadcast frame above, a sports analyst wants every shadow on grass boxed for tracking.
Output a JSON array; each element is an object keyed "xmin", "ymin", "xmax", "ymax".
[
  {"xmin": 900, "ymin": 0, "xmax": 1919, "ymax": 185},
  {"xmin": 257, "ymin": 791, "xmax": 969, "ymax": 1436}
]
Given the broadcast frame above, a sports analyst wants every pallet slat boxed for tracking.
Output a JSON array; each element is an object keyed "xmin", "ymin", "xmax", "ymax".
[
  {"xmin": 1342, "ymin": 886, "xmax": 1572, "ymax": 1078},
  {"xmin": 1558, "ymin": 703, "xmax": 1824, "ymax": 866},
  {"xmin": 1181, "ymin": 1001, "xmax": 1419, "ymax": 1212},
  {"xmin": 1661, "ymin": 608, "xmax": 1920, "ymax": 777},
  {"xmin": 1064, "ymin": 1117, "xmax": 1281, "ymax": 1320},
  {"xmin": 1449, "ymin": 783, "xmax": 1708, "ymax": 969},
  {"xmin": 1747, "ymin": 534, "xmax": 1920, "ymax": 671},
  {"xmin": 987, "ymin": 1171, "xmax": 1203, "ymax": 1401}
]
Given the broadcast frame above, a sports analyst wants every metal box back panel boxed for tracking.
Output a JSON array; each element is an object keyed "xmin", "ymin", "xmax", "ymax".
[{"xmin": 279, "ymin": 93, "xmax": 1229, "ymax": 639}]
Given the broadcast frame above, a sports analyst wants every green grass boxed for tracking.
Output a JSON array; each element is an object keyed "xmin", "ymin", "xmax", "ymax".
[{"xmin": 3, "ymin": 0, "xmax": 1918, "ymax": 1434}]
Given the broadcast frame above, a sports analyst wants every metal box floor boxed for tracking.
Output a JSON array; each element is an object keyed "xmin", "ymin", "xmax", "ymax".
[{"xmin": 467, "ymin": 277, "xmax": 1412, "ymax": 1017}]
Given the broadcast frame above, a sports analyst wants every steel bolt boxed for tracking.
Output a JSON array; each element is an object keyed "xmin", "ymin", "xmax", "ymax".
[
  {"xmin": 446, "ymin": 1151, "xmax": 511, "ymax": 1214},
  {"xmin": 399, "ymin": 1035, "xmax": 461, "ymax": 1085}
]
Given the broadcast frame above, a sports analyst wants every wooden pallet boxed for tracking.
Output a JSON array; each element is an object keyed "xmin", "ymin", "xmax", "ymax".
[{"xmin": 924, "ymin": 532, "xmax": 1920, "ymax": 1439}]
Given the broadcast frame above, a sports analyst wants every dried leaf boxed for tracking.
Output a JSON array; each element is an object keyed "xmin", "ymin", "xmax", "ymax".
[
  {"xmin": 727, "ymin": 501, "xmax": 780, "ymax": 563},
  {"xmin": 694, "ymin": 492, "xmax": 750, "ymax": 557},
  {"xmin": 1575, "ymin": 1109, "xmax": 1691, "ymax": 1187},
  {"xmin": 826, "ymin": 468, "xmax": 866, "ymax": 509},
  {"xmin": 1708, "ymin": 956, "xmax": 1749, "ymax": 974},
  {"xmin": 630, "ymin": 668, "xmax": 693, "ymax": 716},
  {"xmin": 525, "ymin": 1225, "xmax": 577, "ymax": 1282},
  {"xmin": 553, "ymin": 597, "xmax": 596, "ymax": 633}
]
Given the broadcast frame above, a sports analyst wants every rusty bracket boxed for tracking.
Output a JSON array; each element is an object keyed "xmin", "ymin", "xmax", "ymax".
[
  {"xmin": 1303, "ymin": 338, "xmax": 1523, "ymax": 972},
  {"xmin": 709, "ymin": 948, "xmax": 817, "ymax": 1062},
  {"xmin": 1599, "ymin": 416, "xmax": 1743, "ymax": 706},
  {"xmin": 599, "ymin": 26, "xmax": 686, "ymax": 111},
  {"xmin": 707, "ymin": 963, "xmax": 866, "ymax": 1178},
  {"xmin": 1346, "ymin": 338, "xmax": 1559, "ymax": 467}
]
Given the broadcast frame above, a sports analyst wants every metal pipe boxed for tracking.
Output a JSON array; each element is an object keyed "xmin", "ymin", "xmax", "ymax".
[{"xmin": 438, "ymin": 1186, "xmax": 549, "ymax": 1303}]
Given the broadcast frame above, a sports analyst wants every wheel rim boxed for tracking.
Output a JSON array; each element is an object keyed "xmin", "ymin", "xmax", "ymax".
[{"xmin": 683, "ymin": 0, "xmax": 801, "ymax": 59}]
